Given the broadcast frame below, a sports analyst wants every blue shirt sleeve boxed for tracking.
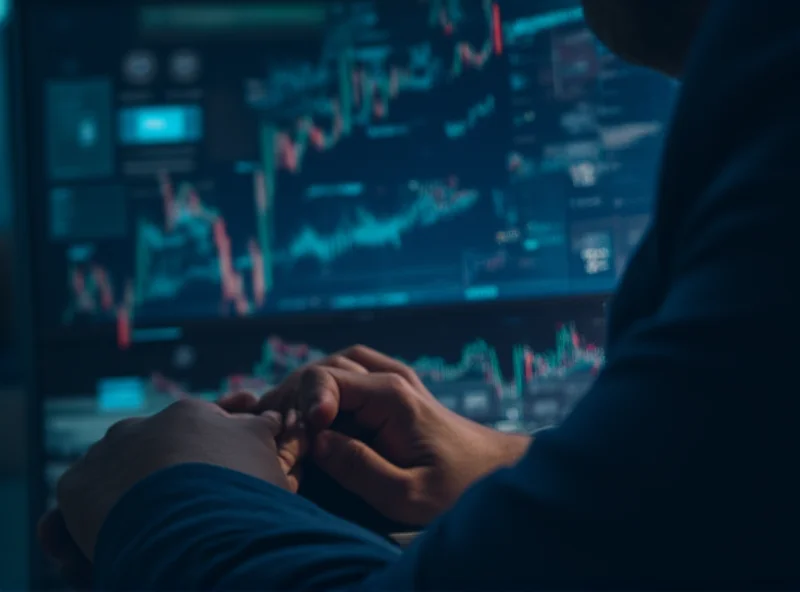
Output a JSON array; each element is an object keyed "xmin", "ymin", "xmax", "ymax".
[
  {"xmin": 93, "ymin": 464, "xmax": 403, "ymax": 591},
  {"xmin": 94, "ymin": 1, "xmax": 800, "ymax": 589}
]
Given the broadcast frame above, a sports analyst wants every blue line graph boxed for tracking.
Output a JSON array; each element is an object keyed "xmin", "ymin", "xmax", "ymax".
[
  {"xmin": 503, "ymin": 6, "xmax": 584, "ymax": 44},
  {"xmin": 445, "ymin": 94, "xmax": 496, "ymax": 138},
  {"xmin": 278, "ymin": 178, "xmax": 480, "ymax": 265}
]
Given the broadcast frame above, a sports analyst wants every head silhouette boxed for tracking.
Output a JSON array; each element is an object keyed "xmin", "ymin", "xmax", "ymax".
[{"xmin": 581, "ymin": 0, "xmax": 711, "ymax": 78}]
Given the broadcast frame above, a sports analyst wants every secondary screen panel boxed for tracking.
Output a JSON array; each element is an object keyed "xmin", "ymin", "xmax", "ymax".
[
  {"xmin": 41, "ymin": 298, "xmax": 608, "ymax": 507},
  {"xmin": 27, "ymin": 0, "xmax": 673, "ymax": 341}
]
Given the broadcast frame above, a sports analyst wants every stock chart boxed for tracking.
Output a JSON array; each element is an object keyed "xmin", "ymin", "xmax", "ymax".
[
  {"xmin": 41, "ymin": 299, "xmax": 607, "ymax": 494},
  {"xmin": 27, "ymin": 0, "xmax": 675, "ymax": 343}
]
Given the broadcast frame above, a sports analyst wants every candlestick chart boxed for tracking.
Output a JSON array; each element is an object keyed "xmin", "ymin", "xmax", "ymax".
[
  {"xmin": 249, "ymin": 1, "xmax": 505, "ymax": 190},
  {"xmin": 256, "ymin": 334, "xmax": 507, "ymax": 398},
  {"xmin": 514, "ymin": 321, "xmax": 605, "ymax": 428},
  {"xmin": 64, "ymin": 169, "xmax": 271, "ymax": 347},
  {"xmin": 43, "ymin": 301, "xmax": 608, "ymax": 466},
  {"xmin": 149, "ymin": 335, "xmax": 510, "ymax": 408},
  {"xmin": 193, "ymin": 0, "xmax": 510, "ymax": 311},
  {"xmin": 154, "ymin": 321, "xmax": 602, "ymax": 419}
]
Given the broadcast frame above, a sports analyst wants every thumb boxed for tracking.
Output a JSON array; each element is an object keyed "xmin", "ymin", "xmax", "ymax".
[
  {"xmin": 237, "ymin": 410, "xmax": 284, "ymax": 441},
  {"xmin": 313, "ymin": 430, "xmax": 411, "ymax": 516}
]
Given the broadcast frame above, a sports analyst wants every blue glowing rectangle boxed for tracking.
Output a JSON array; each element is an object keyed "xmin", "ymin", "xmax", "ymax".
[
  {"xmin": 119, "ymin": 105, "xmax": 202, "ymax": 145},
  {"xmin": 97, "ymin": 377, "xmax": 146, "ymax": 412}
]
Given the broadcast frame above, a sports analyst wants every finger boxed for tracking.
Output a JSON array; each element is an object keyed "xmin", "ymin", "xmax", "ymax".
[
  {"xmin": 339, "ymin": 345, "xmax": 423, "ymax": 387},
  {"xmin": 297, "ymin": 367, "xmax": 341, "ymax": 428},
  {"xmin": 103, "ymin": 416, "xmax": 142, "ymax": 440},
  {"xmin": 313, "ymin": 430, "xmax": 411, "ymax": 519},
  {"xmin": 313, "ymin": 368, "xmax": 413, "ymax": 431},
  {"xmin": 241, "ymin": 410, "xmax": 284, "ymax": 441},
  {"xmin": 276, "ymin": 411, "xmax": 309, "ymax": 461},
  {"xmin": 258, "ymin": 366, "xmax": 343, "ymax": 430},
  {"xmin": 277, "ymin": 432, "xmax": 308, "ymax": 475},
  {"xmin": 321, "ymin": 352, "xmax": 371, "ymax": 375},
  {"xmin": 284, "ymin": 461, "xmax": 304, "ymax": 493},
  {"xmin": 217, "ymin": 391, "xmax": 260, "ymax": 413},
  {"xmin": 255, "ymin": 354, "xmax": 369, "ymax": 424}
]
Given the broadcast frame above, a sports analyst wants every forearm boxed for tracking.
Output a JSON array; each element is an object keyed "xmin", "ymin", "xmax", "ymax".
[{"xmin": 93, "ymin": 464, "xmax": 402, "ymax": 591}]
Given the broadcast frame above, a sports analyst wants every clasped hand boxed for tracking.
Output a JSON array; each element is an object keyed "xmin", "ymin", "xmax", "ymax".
[{"xmin": 39, "ymin": 345, "xmax": 531, "ymax": 583}]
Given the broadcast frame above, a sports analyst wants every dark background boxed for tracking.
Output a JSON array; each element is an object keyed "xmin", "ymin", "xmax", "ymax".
[{"xmin": 0, "ymin": 1, "xmax": 29, "ymax": 589}]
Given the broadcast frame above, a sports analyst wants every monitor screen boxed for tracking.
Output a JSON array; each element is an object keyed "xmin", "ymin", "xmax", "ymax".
[
  {"xmin": 21, "ymin": 0, "xmax": 674, "ymax": 345},
  {"xmin": 41, "ymin": 297, "xmax": 607, "ymax": 508}
]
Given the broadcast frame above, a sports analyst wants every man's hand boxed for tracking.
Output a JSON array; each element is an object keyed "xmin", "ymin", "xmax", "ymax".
[
  {"xmin": 218, "ymin": 349, "xmax": 369, "ymax": 429},
  {"xmin": 223, "ymin": 345, "xmax": 531, "ymax": 525},
  {"xmin": 47, "ymin": 399, "xmax": 292, "ymax": 562}
]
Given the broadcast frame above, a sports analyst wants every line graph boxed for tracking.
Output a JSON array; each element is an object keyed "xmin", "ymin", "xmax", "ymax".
[
  {"xmin": 445, "ymin": 93, "xmax": 496, "ymax": 137},
  {"xmin": 277, "ymin": 176, "xmax": 480, "ymax": 266}
]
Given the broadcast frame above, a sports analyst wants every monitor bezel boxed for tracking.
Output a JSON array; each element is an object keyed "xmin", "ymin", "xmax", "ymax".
[{"xmin": 10, "ymin": 0, "xmax": 49, "ymax": 588}]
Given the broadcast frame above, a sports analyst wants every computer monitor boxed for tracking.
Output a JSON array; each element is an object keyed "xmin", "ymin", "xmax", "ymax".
[
  {"xmin": 13, "ymin": 0, "xmax": 671, "ymax": 587},
  {"xmin": 17, "ymin": 0, "xmax": 674, "ymax": 348}
]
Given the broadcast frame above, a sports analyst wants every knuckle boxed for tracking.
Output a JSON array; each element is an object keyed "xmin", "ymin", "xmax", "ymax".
[
  {"xmin": 340, "ymin": 442, "xmax": 367, "ymax": 471},
  {"xmin": 382, "ymin": 372, "xmax": 410, "ymax": 394},
  {"xmin": 342, "ymin": 344, "xmax": 370, "ymax": 358},
  {"xmin": 395, "ymin": 364, "xmax": 419, "ymax": 385},
  {"xmin": 396, "ymin": 474, "xmax": 425, "ymax": 509},
  {"xmin": 167, "ymin": 397, "xmax": 210, "ymax": 418},
  {"xmin": 104, "ymin": 417, "xmax": 137, "ymax": 440},
  {"xmin": 254, "ymin": 389, "xmax": 284, "ymax": 413},
  {"xmin": 252, "ymin": 416, "xmax": 281, "ymax": 444},
  {"xmin": 171, "ymin": 397, "xmax": 201, "ymax": 412},
  {"xmin": 326, "ymin": 354, "xmax": 348, "ymax": 368},
  {"xmin": 299, "ymin": 365, "xmax": 335, "ymax": 391},
  {"xmin": 299, "ymin": 364, "xmax": 324, "ymax": 382}
]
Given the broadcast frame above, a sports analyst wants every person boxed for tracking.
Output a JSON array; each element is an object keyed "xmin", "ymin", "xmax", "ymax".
[{"xmin": 40, "ymin": 0, "xmax": 800, "ymax": 587}]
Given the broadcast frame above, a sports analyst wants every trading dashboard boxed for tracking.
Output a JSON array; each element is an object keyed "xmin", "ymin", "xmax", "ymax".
[
  {"xmin": 41, "ymin": 297, "xmax": 608, "ymax": 508},
  {"xmin": 24, "ymin": 0, "xmax": 675, "ymax": 344}
]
